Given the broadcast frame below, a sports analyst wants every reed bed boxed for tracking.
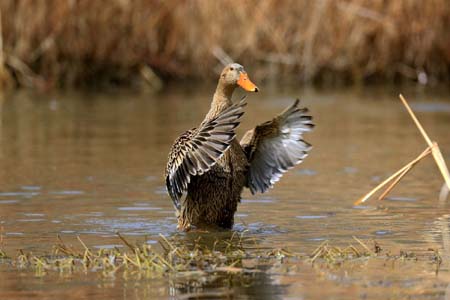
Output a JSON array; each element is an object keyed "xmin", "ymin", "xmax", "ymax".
[{"xmin": 0, "ymin": 0, "xmax": 449, "ymax": 88}]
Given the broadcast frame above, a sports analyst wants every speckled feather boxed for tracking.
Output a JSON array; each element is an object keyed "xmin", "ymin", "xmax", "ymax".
[{"xmin": 165, "ymin": 99, "xmax": 247, "ymax": 210}]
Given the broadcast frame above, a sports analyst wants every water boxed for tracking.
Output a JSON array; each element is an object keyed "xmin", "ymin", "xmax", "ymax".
[{"xmin": 0, "ymin": 86, "xmax": 449, "ymax": 299}]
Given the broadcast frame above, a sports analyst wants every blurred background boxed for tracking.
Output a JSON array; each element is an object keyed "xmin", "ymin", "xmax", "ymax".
[{"xmin": 0, "ymin": 0, "xmax": 449, "ymax": 90}]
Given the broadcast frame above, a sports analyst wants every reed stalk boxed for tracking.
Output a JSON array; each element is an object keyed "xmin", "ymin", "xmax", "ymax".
[
  {"xmin": 0, "ymin": 0, "xmax": 449, "ymax": 87},
  {"xmin": 355, "ymin": 95, "xmax": 450, "ymax": 205}
]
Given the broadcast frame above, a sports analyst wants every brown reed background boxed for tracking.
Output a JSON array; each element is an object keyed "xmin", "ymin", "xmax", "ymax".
[{"xmin": 0, "ymin": 0, "xmax": 449, "ymax": 89}]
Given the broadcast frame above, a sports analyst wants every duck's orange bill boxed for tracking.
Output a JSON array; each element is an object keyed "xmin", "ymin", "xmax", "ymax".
[{"xmin": 237, "ymin": 73, "xmax": 259, "ymax": 92}]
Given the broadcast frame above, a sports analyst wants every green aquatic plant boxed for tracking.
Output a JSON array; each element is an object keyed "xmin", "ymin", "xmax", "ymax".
[
  {"xmin": 309, "ymin": 237, "xmax": 377, "ymax": 266},
  {"xmin": 0, "ymin": 234, "xmax": 443, "ymax": 278},
  {"xmin": 0, "ymin": 232, "xmax": 271, "ymax": 277}
]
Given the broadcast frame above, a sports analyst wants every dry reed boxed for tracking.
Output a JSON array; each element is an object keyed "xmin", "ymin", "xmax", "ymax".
[
  {"xmin": 355, "ymin": 95, "xmax": 450, "ymax": 205},
  {"xmin": 0, "ymin": 0, "xmax": 449, "ymax": 88}
]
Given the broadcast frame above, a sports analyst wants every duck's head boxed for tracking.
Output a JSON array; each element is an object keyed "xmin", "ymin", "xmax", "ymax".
[{"xmin": 220, "ymin": 63, "xmax": 259, "ymax": 92}]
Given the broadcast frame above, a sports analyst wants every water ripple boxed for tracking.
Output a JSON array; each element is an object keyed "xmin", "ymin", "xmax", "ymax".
[{"xmin": 118, "ymin": 207, "xmax": 162, "ymax": 211}]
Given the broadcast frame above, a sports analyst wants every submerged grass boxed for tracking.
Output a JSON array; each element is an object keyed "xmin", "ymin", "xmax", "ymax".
[
  {"xmin": 309, "ymin": 236, "xmax": 377, "ymax": 266},
  {"xmin": 3, "ymin": 232, "xmax": 278, "ymax": 278},
  {"xmin": 310, "ymin": 237, "xmax": 443, "ymax": 275},
  {"xmin": 0, "ymin": 233, "xmax": 443, "ymax": 278},
  {"xmin": 0, "ymin": 0, "xmax": 449, "ymax": 88}
]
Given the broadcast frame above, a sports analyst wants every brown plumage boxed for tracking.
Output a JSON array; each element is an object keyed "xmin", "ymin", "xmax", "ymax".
[{"xmin": 165, "ymin": 63, "xmax": 314, "ymax": 231}]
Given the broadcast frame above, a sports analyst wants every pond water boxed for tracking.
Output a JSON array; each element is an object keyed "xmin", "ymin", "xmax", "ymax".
[{"xmin": 0, "ymin": 86, "xmax": 449, "ymax": 299}]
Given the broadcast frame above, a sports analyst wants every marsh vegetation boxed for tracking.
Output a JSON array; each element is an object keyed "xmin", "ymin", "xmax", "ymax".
[{"xmin": 0, "ymin": 0, "xmax": 449, "ymax": 88}]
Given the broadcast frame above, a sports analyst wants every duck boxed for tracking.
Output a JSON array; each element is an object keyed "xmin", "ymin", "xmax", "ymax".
[{"xmin": 165, "ymin": 63, "xmax": 314, "ymax": 231}]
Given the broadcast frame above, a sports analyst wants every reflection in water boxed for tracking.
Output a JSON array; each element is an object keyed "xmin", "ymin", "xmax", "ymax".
[
  {"xmin": 0, "ymin": 88, "xmax": 449, "ymax": 299},
  {"xmin": 169, "ymin": 272, "xmax": 286, "ymax": 300},
  {"xmin": 440, "ymin": 183, "xmax": 449, "ymax": 203},
  {"xmin": 428, "ymin": 214, "xmax": 450, "ymax": 266},
  {"xmin": 163, "ymin": 231, "xmax": 286, "ymax": 299}
]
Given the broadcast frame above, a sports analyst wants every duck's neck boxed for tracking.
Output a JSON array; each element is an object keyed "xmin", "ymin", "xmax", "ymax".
[{"xmin": 205, "ymin": 80, "xmax": 236, "ymax": 121}]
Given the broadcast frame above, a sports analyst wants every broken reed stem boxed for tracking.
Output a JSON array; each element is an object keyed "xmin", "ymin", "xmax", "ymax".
[
  {"xmin": 356, "ymin": 95, "xmax": 450, "ymax": 205},
  {"xmin": 354, "ymin": 146, "xmax": 432, "ymax": 205},
  {"xmin": 399, "ymin": 94, "xmax": 433, "ymax": 146},
  {"xmin": 377, "ymin": 166, "xmax": 411, "ymax": 201},
  {"xmin": 400, "ymin": 95, "xmax": 450, "ymax": 189},
  {"xmin": 431, "ymin": 143, "xmax": 450, "ymax": 190},
  {"xmin": 377, "ymin": 146, "xmax": 433, "ymax": 200}
]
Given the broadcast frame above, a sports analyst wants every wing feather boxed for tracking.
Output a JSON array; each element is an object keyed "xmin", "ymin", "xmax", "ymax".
[
  {"xmin": 165, "ymin": 99, "xmax": 247, "ymax": 209},
  {"xmin": 241, "ymin": 99, "xmax": 314, "ymax": 194}
]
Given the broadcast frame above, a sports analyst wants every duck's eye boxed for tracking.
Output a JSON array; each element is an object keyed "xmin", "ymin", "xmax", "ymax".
[{"xmin": 230, "ymin": 67, "xmax": 234, "ymax": 71}]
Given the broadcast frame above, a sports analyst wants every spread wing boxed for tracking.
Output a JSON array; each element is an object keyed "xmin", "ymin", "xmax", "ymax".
[
  {"xmin": 165, "ymin": 100, "xmax": 247, "ymax": 208},
  {"xmin": 240, "ymin": 99, "xmax": 314, "ymax": 194}
]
